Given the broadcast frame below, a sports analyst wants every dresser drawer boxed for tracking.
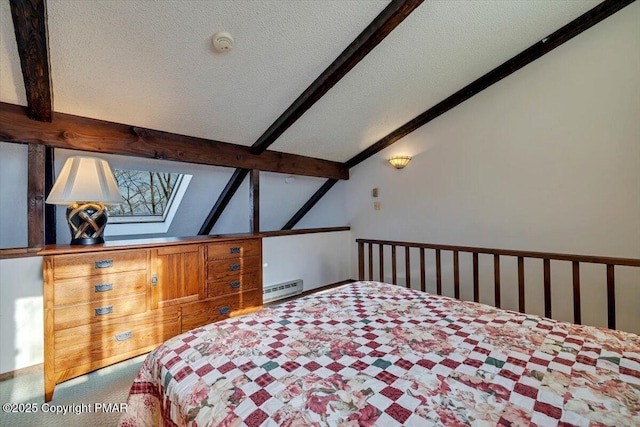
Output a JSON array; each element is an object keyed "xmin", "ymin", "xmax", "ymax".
[
  {"xmin": 207, "ymin": 255, "xmax": 261, "ymax": 281},
  {"xmin": 54, "ymin": 292, "xmax": 147, "ymax": 330},
  {"xmin": 207, "ymin": 239, "xmax": 261, "ymax": 261},
  {"xmin": 53, "ymin": 250, "xmax": 147, "ymax": 280},
  {"xmin": 207, "ymin": 270, "xmax": 260, "ymax": 298},
  {"xmin": 54, "ymin": 308, "xmax": 180, "ymax": 373},
  {"xmin": 54, "ymin": 270, "xmax": 147, "ymax": 306},
  {"xmin": 181, "ymin": 290, "xmax": 263, "ymax": 332}
]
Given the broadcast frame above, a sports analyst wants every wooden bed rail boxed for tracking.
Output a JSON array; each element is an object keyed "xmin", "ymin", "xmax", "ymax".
[{"xmin": 356, "ymin": 238, "xmax": 640, "ymax": 330}]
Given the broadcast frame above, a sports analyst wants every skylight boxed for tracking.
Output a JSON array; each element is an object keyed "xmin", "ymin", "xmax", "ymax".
[{"xmin": 105, "ymin": 168, "xmax": 191, "ymax": 236}]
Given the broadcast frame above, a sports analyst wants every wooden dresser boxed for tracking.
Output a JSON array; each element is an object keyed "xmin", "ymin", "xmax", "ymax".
[{"xmin": 40, "ymin": 235, "xmax": 262, "ymax": 402}]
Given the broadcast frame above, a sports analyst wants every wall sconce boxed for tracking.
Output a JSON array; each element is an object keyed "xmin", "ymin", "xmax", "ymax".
[
  {"xmin": 389, "ymin": 155, "xmax": 412, "ymax": 169},
  {"xmin": 46, "ymin": 156, "xmax": 123, "ymax": 245}
]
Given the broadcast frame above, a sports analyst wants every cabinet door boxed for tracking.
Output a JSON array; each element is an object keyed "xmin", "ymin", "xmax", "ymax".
[{"xmin": 151, "ymin": 244, "xmax": 204, "ymax": 309}]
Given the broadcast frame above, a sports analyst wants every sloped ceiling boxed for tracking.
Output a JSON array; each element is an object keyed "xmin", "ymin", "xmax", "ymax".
[{"xmin": 0, "ymin": 0, "xmax": 601, "ymax": 163}]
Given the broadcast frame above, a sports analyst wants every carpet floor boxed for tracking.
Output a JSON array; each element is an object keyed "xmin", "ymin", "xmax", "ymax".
[{"xmin": 0, "ymin": 355, "xmax": 145, "ymax": 427}]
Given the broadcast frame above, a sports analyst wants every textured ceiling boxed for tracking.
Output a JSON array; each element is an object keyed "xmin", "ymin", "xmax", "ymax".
[
  {"xmin": 0, "ymin": 0, "xmax": 603, "ymax": 162},
  {"xmin": 271, "ymin": 0, "xmax": 602, "ymax": 161}
]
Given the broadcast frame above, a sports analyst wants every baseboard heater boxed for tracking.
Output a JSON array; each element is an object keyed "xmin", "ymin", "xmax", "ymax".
[{"xmin": 263, "ymin": 279, "xmax": 303, "ymax": 303}]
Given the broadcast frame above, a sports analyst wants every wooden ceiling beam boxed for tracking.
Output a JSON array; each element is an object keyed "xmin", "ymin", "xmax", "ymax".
[
  {"xmin": 27, "ymin": 143, "xmax": 45, "ymax": 248},
  {"xmin": 250, "ymin": 0, "xmax": 424, "ymax": 155},
  {"xmin": 44, "ymin": 146, "xmax": 56, "ymax": 244},
  {"xmin": 250, "ymin": 170, "xmax": 260, "ymax": 233},
  {"xmin": 345, "ymin": 0, "xmax": 636, "ymax": 168},
  {"xmin": 10, "ymin": 0, "xmax": 52, "ymax": 122},
  {"xmin": 0, "ymin": 103, "xmax": 348, "ymax": 180}
]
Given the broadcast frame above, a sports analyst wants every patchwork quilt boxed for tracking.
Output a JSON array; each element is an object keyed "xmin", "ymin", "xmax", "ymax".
[{"xmin": 119, "ymin": 281, "xmax": 640, "ymax": 426}]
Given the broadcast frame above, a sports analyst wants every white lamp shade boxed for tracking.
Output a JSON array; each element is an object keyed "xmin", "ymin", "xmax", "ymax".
[{"xmin": 46, "ymin": 156, "xmax": 123, "ymax": 205}]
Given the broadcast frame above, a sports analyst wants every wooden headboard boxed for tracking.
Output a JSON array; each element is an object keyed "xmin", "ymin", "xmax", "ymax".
[{"xmin": 357, "ymin": 238, "xmax": 640, "ymax": 330}]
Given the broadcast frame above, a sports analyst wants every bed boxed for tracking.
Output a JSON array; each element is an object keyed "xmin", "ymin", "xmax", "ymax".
[{"xmin": 118, "ymin": 280, "xmax": 640, "ymax": 426}]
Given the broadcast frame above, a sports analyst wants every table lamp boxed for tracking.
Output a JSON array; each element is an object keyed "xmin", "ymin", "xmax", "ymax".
[{"xmin": 46, "ymin": 156, "xmax": 123, "ymax": 245}]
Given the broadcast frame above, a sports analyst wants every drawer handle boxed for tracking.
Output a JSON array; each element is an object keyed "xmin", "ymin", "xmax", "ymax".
[
  {"xmin": 230, "ymin": 281, "xmax": 241, "ymax": 289},
  {"xmin": 219, "ymin": 306, "xmax": 230, "ymax": 315},
  {"xmin": 95, "ymin": 259, "xmax": 113, "ymax": 269},
  {"xmin": 94, "ymin": 283, "xmax": 113, "ymax": 293},
  {"xmin": 229, "ymin": 263, "xmax": 241, "ymax": 271},
  {"xmin": 95, "ymin": 306, "xmax": 113, "ymax": 316},
  {"xmin": 115, "ymin": 331, "xmax": 132, "ymax": 342},
  {"xmin": 230, "ymin": 247, "xmax": 241, "ymax": 254}
]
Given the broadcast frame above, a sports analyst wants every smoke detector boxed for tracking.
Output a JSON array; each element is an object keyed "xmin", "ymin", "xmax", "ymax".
[{"xmin": 212, "ymin": 31, "xmax": 234, "ymax": 53}]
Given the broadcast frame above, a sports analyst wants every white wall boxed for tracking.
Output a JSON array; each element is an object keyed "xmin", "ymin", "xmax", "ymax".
[
  {"xmin": 347, "ymin": 3, "xmax": 640, "ymax": 333},
  {"xmin": 296, "ymin": 180, "xmax": 349, "ymax": 230},
  {"xmin": 263, "ymin": 231, "xmax": 352, "ymax": 292},
  {"xmin": 0, "ymin": 257, "xmax": 44, "ymax": 373},
  {"xmin": 0, "ymin": 142, "xmax": 28, "ymax": 248},
  {"xmin": 260, "ymin": 172, "xmax": 347, "ymax": 231}
]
